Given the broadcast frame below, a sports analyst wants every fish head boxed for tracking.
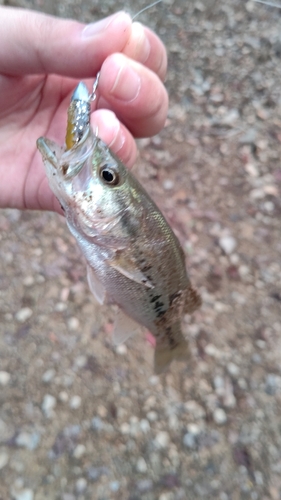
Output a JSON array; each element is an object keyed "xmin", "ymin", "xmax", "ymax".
[{"xmin": 37, "ymin": 128, "xmax": 138, "ymax": 240}]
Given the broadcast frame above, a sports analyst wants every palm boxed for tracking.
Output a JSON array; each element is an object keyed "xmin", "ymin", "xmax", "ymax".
[{"xmin": 0, "ymin": 74, "xmax": 79, "ymax": 212}]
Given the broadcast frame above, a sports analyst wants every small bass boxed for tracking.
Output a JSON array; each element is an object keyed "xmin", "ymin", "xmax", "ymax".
[{"xmin": 37, "ymin": 82, "xmax": 201, "ymax": 373}]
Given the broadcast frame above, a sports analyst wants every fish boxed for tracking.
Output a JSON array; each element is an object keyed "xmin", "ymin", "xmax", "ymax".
[{"xmin": 37, "ymin": 81, "xmax": 201, "ymax": 374}]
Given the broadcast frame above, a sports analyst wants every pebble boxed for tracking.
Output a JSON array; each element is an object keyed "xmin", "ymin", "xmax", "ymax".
[
  {"xmin": 219, "ymin": 236, "xmax": 237, "ymax": 254},
  {"xmin": 115, "ymin": 344, "xmax": 127, "ymax": 355},
  {"xmin": 74, "ymin": 355, "xmax": 87, "ymax": 368},
  {"xmin": 75, "ymin": 478, "xmax": 87, "ymax": 493},
  {"xmin": 59, "ymin": 391, "xmax": 69, "ymax": 403},
  {"xmin": 147, "ymin": 411, "xmax": 158, "ymax": 421},
  {"xmin": 213, "ymin": 408, "xmax": 227, "ymax": 425},
  {"xmin": 159, "ymin": 493, "xmax": 174, "ymax": 500},
  {"xmin": 42, "ymin": 394, "xmax": 56, "ymax": 417},
  {"xmin": 69, "ymin": 395, "xmax": 82, "ymax": 409},
  {"xmin": 0, "ymin": 371, "xmax": 11, "ymax": 386},
  {"xmin": 137, "ymin": 478, "xmax": 154, "ymax": 492},
  {"xmin": 0, "ymin": 451, "xmax": 9, "ymax": 469},
  {"xmin": 73, "ymin": 444, "xmax": 86, "ymax": 459},
  {"xmin": 183, "ymin": 432, "xmax": 196, "ymax": 449},
  {"xmin": 23, "ymin": 276, "xmax": 35, "ymax": 286},
  {"xmin": 16, "ymin": 432, "xmax": 40, "ymax": 450},
  {"xmin": 154, "ymin": 431, "xmax": 170, "ymax": 449},
  {"xmin": 15, "ymin": 307, "xmax": 33, "ymax": 323},
  {"xmin": 120, "ymin": 422, "xmax": 130, "ymax": 434},
  {"xmin": 265, "ymin": 374, "xmax": 281, "ymax": 395},
  {"xmin": 149, "ymin": 375, "xmax": 159, "ymax": 385},
  {"xmin": 91, "ymin": 416, "xmax": 104, "ymax": 431},
  {"xmin": 12, "ymin": 489, "xmax": 34, "ymax": 500},
  {"xmin": 139, "ymin": 419, "xmax": 150, "ymax": 433},
  {"xmin": 187, "ymin": 423, "xmax": 201, "ymax": 436},
  {"xmin": 110, "ymin": 481, "xmax": 120, "ymax": 492},
  {"xmin": 67, "ymin": 317, "xmax": 80, "ymax": 331},
  {"xmin": 42, "ymin": 369, "xmax": 56, "ymax": 383},
  {"xmin": 136, "ymin": 456, "xmax": 147, "ymax": 473},
  {"xmin": 163, "ymin": 179, "xmax": 174, "ymax": 190}
]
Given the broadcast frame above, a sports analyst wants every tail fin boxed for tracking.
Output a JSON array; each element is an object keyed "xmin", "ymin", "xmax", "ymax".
[{"xmin": 154, "ymin": 333, "xmax": 190, "ymax": 374}]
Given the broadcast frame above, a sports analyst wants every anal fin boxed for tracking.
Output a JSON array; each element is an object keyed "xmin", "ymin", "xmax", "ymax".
[
  {"xmin": 154, "ymin": 335, "xmax": 191, "ymax": 375},
  {"xmin": 113, "ymin": 308, "xmax": 142, "ymax": 346}
]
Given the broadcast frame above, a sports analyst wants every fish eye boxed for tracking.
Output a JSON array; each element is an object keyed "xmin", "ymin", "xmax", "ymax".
[{"xmin": 99, "ymin": 166, "xmax": 119, "ymax": 186}]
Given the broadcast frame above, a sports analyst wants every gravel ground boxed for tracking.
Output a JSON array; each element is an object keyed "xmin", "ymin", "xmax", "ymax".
[{"xmin": 1, "ymin": 0, "xmax": 281, "ymax": 499}]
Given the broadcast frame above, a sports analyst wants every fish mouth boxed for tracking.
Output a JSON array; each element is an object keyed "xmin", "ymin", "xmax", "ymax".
[{"xmin": 60, "ymin": 127, "xmax": 97, "ymax": 179}]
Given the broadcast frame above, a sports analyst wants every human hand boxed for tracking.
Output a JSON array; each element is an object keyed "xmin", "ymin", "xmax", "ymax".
[{"xmin": 0, "ymin": 7, "xmax": 168, "ymax": 213}]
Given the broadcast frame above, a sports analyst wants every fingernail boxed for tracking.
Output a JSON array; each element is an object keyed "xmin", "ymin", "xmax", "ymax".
[
  {"xmin": 110, "ymin": 61, "xmax": 141, "ymax": 102},
  {"xmin": 131, "ymin": 22, "xmax": 151, "ymax": 63},
  {"xmin": 82, "ymin": 11, "xmax": 131, "ymax": 38},
  {"xmin": 91, "ymin": 111, "xmax": 125, "ymax": 152}
]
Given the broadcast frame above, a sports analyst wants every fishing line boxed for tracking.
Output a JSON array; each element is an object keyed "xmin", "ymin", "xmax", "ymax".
[
  {"xmin": 253, "ymin": 0, "xmax": 281, "ymax": 7},
  {"xmin": 132, "ymin": 0, "xmax": 163, "ymax": 20}
]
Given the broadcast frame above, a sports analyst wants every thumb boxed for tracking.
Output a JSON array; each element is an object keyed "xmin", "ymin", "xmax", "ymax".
[{"xmin": 0, "ymin": 7, "xmax": 132, "ymax": 77}]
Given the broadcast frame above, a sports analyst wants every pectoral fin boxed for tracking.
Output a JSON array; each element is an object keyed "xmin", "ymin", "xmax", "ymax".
[
  {"xmin": 113, "ymin": 308, "xmax": 142, "ymax": 345},
  {"xmin": 87, "ymin": 265, "xmax": 107, "ymax": 305},
  {"xmin": 107, "ymin": 254, "xmax": 154, "ymax": 289}
]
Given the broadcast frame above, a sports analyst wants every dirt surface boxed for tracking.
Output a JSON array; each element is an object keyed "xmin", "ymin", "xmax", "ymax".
[{"xmin": 1, "ymin": 0, "xmax": 281, "ymax": 499}]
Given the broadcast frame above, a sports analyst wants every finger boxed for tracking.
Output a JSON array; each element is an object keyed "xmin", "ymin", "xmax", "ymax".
[
  {"xmin": 90, "ymin": 109, "xmax": 138, "ymax": 168},
  {"xmin": 123, "ymin": 23, "xmax": 167, "ymax": 81},
  {"xmin": 0, "ymin": 7, "xmax": 132, "ymax": 77},
  {"xmin": 97, "ymin": 53, "xmax": 169, "ymax": 137}
]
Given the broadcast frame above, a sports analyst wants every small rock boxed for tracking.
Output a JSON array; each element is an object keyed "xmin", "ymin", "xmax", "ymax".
[
  {"xmin": 74, "ymin": 355, "xmax": 87, "ymax": 368},
  {"xmin": 15, "ymin": 308, "xmax": 33, "ymax": 323},
  {"xmin": 213, "ymin": 408, "xmax": 227, "ymax": 425},
  {"xmin": 245, "ymin": 163, "xmax": 259, "ymax": 177},
  {"xmin": 73, "ymin": 444, "xmax": 86, "ymax": 459},
  {"xmin": 91, "ymin": 416, "xmax": 104, "ymax": 431},
  {"xmin": 42, "ymin": 369, "xmax": 55, "ymax": 383},
  {"xmin": 59, "ymin": 391, "xmax": 69, "ymax": 403},
  {"xmin": 154, "ymin": 431, "xmax": 170, "ymax": 449},
  {"xmin": 0, "ymin": 451, "xmax": 9, "ymax": 469},
  {"xmin": 16, "ymin": 432, "xmax": 40, "ymax": 450},
  {"xmin": 239, "ymin": 128, "xmax": 257, "ymax": 145},
  {"xmin": 67, "ymin": 317, "xmax": 80, "ymax": 331},
  {"xmin": 183, "ymin": 432, "xmax": 196, "ymax": 449},
  {"xmin": 147, "ymin": 411, "xmax": 158, "ymax": 421},
  {"xmin": 220, "ymin": 108, "xmax": 239, "ymax": 126},
  {"xmin": 110, "ymin": 481, "xmax": 120, "ymax": 492},
  {"xmin": 136, "ymin": 478, "xmax": 154, "ymax": 492},
  {"xmin": 0, "ymin": 371, "xmax": 11, "ymax": 386},
  {"xmin": 42, "ymin": 394, "xmax": 56, "ymax": 417},
  {"xmin": 159, "ymin": 493, "xmax": 174, "ymax": 500},
  {"xmin": 115, "ymin": 344, "xmax": 127, "ymax": 355},
  {"xmin": 139, "ymin": 419, "xmax": 150, "ymax": 433},
  {"xmin": 23, "ymin": 276, "xmax": 35, "ymax": 287},
  {"xmin": 120, "ymin": 422, "xmax": 130, "ymax": 434},
  {"xmin": 69, "ymin": 395, "xmax": 81, "ymax": 409},
  {"xmin": 149, "ymin": 375, "xmax": 159, "ymax": 385},
  {"xmin": 187, "ymin": 423, "xmax": 201, "ymax": 436},
  {"xmin": 136, "ymin": 457, "xmax": 147, "ymax": 473},
  {"xmin": 163, "ymin": 179, "xmax": 174, "ymax": 190},
  {"xmin": 75, "ymin": 478, "xmax": 87, "ymax": 493},
  {"xmin": 228, "ymin": 372, "xmax": 240, "ymax": 390},
  {"xmin": 12, "ymin": 489, "xmax": 34, "ymax": 500},
  {"xmin": 265, "ymin": 374, "xmax": 281, "ymax": 395},
  {"xmin": 219, "ymin": 236, "xmax": 237, "ymax": 254}
]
